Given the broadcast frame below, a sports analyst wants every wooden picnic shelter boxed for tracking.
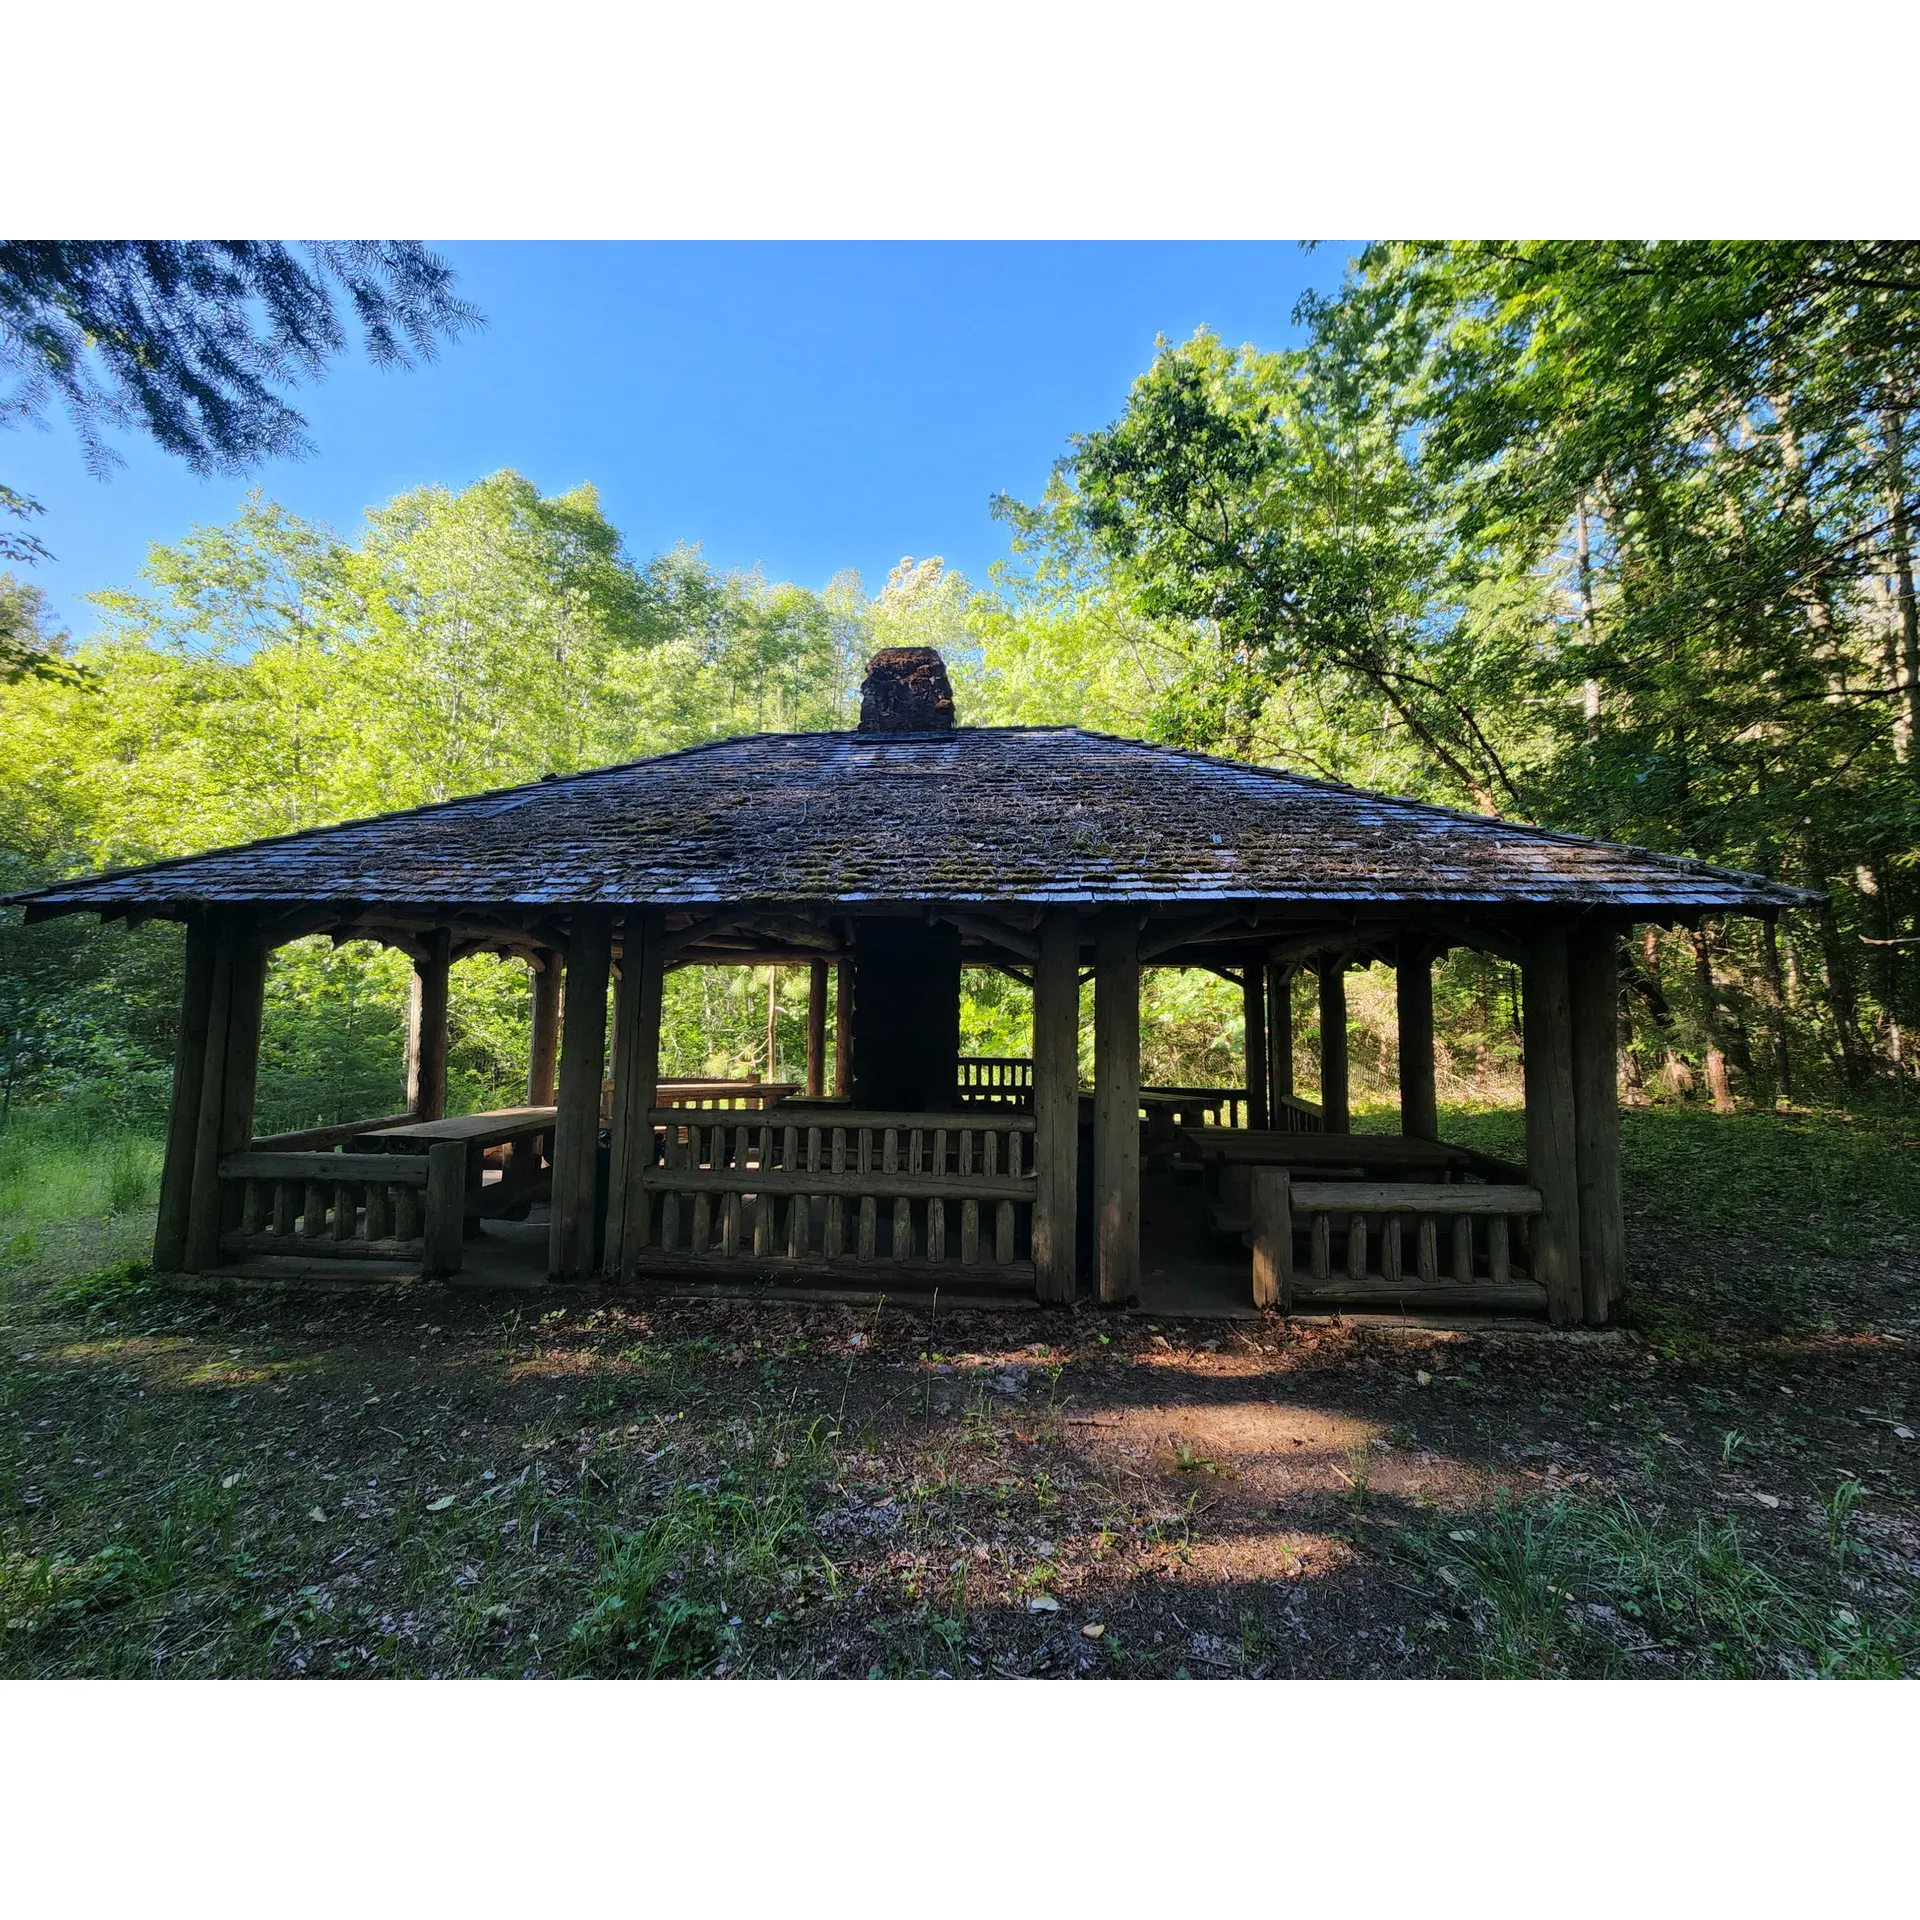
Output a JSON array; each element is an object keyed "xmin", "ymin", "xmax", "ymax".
[{"xmin": 7, "ymin": 646, "xmax": 1811, "ymax": 1323}]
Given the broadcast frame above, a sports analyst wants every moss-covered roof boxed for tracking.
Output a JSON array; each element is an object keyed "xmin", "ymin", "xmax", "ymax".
[{"xmin": 7, "ymin": 726, "xmax": 1813, "ymax": 918}]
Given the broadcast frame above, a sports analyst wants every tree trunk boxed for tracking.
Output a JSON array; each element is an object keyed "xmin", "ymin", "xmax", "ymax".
[
  {"xmin": 1759, "ymin": 915, "xmax": 1794, "ymax": 1102},
  {"xmin": 1692, "ymin": 926, "xmax": 1735, "ymax": 1113},
  {"xmin": 1883, "ymin": 408, "xmax": 1920, "ymax": 770}
]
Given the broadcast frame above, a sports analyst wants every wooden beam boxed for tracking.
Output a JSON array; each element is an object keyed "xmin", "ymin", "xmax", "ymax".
[
  {"xmin": 1032, "ymin": 909, "xmax": 1081, "ymax": 1304},
  {"xmin": 806, "ymin": 959, "xmax": 828, "ymax": 1098},
  {"xmin": 548, "ymin": 909, "xmax": 612, "ymax": 1281},
  {"xmin": 1138, "ymin": 910, "xmax": 1253, "ymax": 963},
  {"xmin": 605, "ymin": 909, "xmax": 664, "ymax": 1280},
  {"xmin": 154, "ymin": 912, "xmax": 218, "ymax": 1273},
  {"xmin": 406, "ymin": 926, "xmax": 451, "ymax": 1121},
  {"xmin": 1396, "ymin": 936, "xmax": 1438, "ymax": 1141},
  {"xmin": 1093, "ymin": 913, "xmax": 1141, "ymax": 1305},
  {"xmin": 1569, "ymin": 918, "xmax": 1626, "ymax": 1325},
  {"xmin": 527, "ymin": 945, "xmax": 561, "ymax": 1106},
  {"xmin": 1318, "ymin": 957, "xmax": 1351, "ymax": 1135},
  {"xmin": 834, "ymin": 958, "xmax": 853, "ymax": 1098},
  {"xmin": 1523, "ymin": 919, "xmax": 1585, "ymax": 1326},
  {"xmin": 1242, "ymin": 960, "xmax": 1269, "ymax": 1130}
]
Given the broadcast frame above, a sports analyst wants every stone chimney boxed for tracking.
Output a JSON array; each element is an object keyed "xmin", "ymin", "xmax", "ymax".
[{"xmin": 857, "ymin": 647, "xmax": 955, "ymax": 732}]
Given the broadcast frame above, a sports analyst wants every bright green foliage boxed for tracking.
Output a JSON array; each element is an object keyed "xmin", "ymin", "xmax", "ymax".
[{"xmin": 8, "ymin": 245, "xmax": 1920, "ymax": 1127}]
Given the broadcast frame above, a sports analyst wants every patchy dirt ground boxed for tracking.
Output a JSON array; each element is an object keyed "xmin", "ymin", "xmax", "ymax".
[
  {"xmin": 2, "ymin": 1107, "xmax": 1917, "ymax": 1678},
  {"xmin": 0, "ymin": 1270, "xmax": 1913, "ymax": 1676}
]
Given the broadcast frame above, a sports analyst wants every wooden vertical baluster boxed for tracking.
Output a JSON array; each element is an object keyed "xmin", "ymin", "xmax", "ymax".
[
  {"xmin": 241, "ymin": 1180, "xmax": 266, "ymax": 1236},
  {"xmin": 366, "ymin": 1181, "xmax": 392, "ymax": 1244},
  {"xmin": 858, "ymin": 1124, "xmax": 877, "ymax": 1260},
  {"xmin": 723, "ymin": 1190, "xmax": 741, "ymax": 1256},
  {"xmin": 825, "ymin": 1127, "xmax": 845, "ymax": 1257},
  {"xmin": 1452, "ymin": 1215, "xmax": 1476, "ymax": 1283},
  {"xmin": 302, "ymin": 1181, "xmax": 327, "ymax": 1239},
  {"xmin": 928, "ymin": 1127, "xmax": 946, "ymax": 1264},
  {"xmin": 332, "ymin": 1181, "xmax": 355, "ymax": 1242},
  {"xmin": 788, "ymin": 1124, "xmax": 809, "ymax": 1258},
  {"xmin": 960, "ymin": 1198, "xmax": 978, "ymax": 1265},
  {"xmin": 393, "ymin": 1186, "xmax": 418, "ymax": 1244},
  {"xmin": 661, "ymin": 1189, "xmax": 681, "ymax": 1256},
  {"xmin": 691, "ymin": 1192, "xmax": 712, "ymax": 1257},
  {"xmin": 1488, "ymin": 1215, "xmax": 1511, "ymax": 1286},
  {"xmin": 1311, "ymin": 1211, "xmax": 1331, "ymax": 1282},
  {"xmin": 1416, "ymin": 1216, "xmax": 1439, "ymax": 1285},
  {"xmin": 885, "ymin": 1127, "xmax": 908, "ymax": 1260},
  {"xmin": 749, "ymin": 1120, "xmax": 772, "ymax": 1257},
  {"xmin": 1346, "ymin": 1212, "xmax": 1368, "ymax": 1283},
  {"xmin": 1381, "ymin": 1215, "xmax": 1402, "ymax": 1285}
]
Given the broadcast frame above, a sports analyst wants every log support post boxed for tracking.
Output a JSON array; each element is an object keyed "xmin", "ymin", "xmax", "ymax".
[
  {"xmin": 1397, "ymin": 935, "xmax": 1438, "ymax": 1141},
  {"xmin": 806, "ymin": 958, "xmax": 828, "ymax": 1099},
  {"xmin": 1251, "ymin": 1166, "xmax": 1293, "ymax": 1311},
  {"xmin": 527, "ymin": 946, "xmax": 562, "ymax": 1106},
  {"xmin": 1318, "ymin": 956, "xmax": 1351, "ymax": 1135},
  {"xmin": 1523, "ymin": 918, "xmax": 1585, "ymax": 1325},
  {"xmin": 1032, "ymin": 909, "xmax": 1081, "ymax": 1303},
  {"xmin": 1242, "ymin": 959, "xmax": 1269, "ymax": 1130},
  {"xmin": 1569, "ymin": 916, "xmax": 1626, "ymax": 1324},
  {"xmin": 1093, "ymin": 913, "xmax": 1141, "ymax": 1305},
  {"xmin": 604, "ymin": 910, "xmax": 665, "ymax": 1279},
  {"xmin": 407, "ymin": 926, "xmax": 451, "ymax": 1121},
  {"xmin": 424, "ymin": 1141, "xmax": 467, "ymax": 1276},
  {"xmin": 155, "ymin": 912, "xmax": 219, "ymax": 1273},
  {"xmin": 1266, "ymin": 962, "xmax": 1294, "ymax": 1107},
  {"xmin": 549, "ymin": 910, "xmax": 613, "ymax": 1281},
  {"xmin": 183, "ymin": 910, "xmax": 269, "ymax": 1273},
  {"xmin": 834, "ymin": 958, "xmax": 853, "ymax": 1098}
]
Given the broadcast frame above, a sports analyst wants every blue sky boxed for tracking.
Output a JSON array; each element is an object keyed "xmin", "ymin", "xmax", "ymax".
[{"xmin": 9, "ymin": 242, "xmax": 1360, "ymax": 632}]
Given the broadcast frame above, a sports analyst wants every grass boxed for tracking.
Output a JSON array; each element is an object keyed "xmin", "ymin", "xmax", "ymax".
[
  {"xmin": 1403, "ymin": 1490, "xmax": 1919, "ymax": 1678},
  {"xmin": 567, "ymin": 1418, "xmax": 839, "ymax": 1676},
  {"xmin": 0, "ymin": 1118, "xmax": 164, "ymax": 1232}
]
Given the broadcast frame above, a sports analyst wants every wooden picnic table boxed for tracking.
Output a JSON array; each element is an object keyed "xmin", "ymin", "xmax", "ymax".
[
  {"xmin": 361, "ymin": 1106, "xmax": 558, "ymax": 1149},
  {"xmin": 362, "ymin": 1106, "xmax": 558, "ymax": 1228}
]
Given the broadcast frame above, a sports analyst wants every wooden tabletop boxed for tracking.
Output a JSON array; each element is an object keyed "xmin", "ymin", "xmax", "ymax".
[{"xmin": 362, "ymin": 1106, "xmax": 557, "ymax": 1148}]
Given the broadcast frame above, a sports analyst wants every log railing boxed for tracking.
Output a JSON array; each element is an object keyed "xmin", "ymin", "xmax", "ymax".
[
  {"xmin": 653, "ymin": 1078, "xmax": 801, "ymax": 1110},
  {"xmin": 1251, "ymin": 1172, "xmax": 1548, "ymax": 1314},
  {"xmin": 627, "ymin": 1108, "xmax": 1038, "ymax": 1289},
  {"xmin": 1140, "ymin": 1085, "xmax": 1322, "ymax": 1131},
  {"xmin": 249, "ymin": 1112, "xmax": 415, "ymax": 1154},
  {"xmin": 215, "ymin": 1145, "xmax": 466, "ymax": 1273},
  {"xmin": 957, "ymin": 1056, "xmax": 1034, "ymax": 1107}
]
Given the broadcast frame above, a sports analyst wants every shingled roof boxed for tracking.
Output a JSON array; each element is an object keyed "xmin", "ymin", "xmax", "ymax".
[{"xmin": 8, "ymin": 726, "xmax": 1812, "ymax": 920}]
